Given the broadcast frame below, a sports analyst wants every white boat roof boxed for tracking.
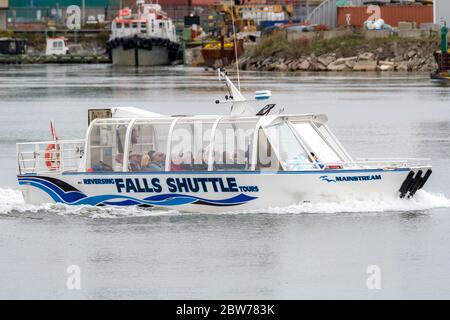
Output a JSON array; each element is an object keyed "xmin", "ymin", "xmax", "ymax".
[
  {"xmin": 111, "ymin": 107, "xmax": 165, "ymax": 118},
  {"xmin": 100, "ymin": 111, "xmax": 328, "ymax": 126},
  {"xmin": 104, "ymin": 107, "xmax": 328, "ymax": 123}
]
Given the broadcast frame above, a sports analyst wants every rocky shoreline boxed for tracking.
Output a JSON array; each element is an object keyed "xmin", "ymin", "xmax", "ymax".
[{"xmin": 241, "ymin": 38, "xmax": 438, "ymax": 72}]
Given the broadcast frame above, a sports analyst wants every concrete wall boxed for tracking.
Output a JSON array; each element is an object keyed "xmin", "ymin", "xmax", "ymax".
[{"xmin": 434, "ymin": 0, "xmax": 450, "ymax": 26}]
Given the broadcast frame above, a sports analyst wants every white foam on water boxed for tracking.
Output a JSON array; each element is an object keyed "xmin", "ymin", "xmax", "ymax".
[
  {"xmin": 0, "ymin": 188, "xmax": 449, "ymax": 218},
  {"xmin": 261, "ymin": 190, "xmax": 450, "ymax": 215},
  {"xmin": 0, "ymin": 188, "xmax": 178, "ymax": 218}
]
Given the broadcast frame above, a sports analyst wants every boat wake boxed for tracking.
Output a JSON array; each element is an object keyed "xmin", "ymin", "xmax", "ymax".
[
  {"xmin": 0, "ymin": 188, "xmax": 179, "ymax": 218},
  {"xmin": 260, "ymin": 190, "xmax": 450, "ymax": 215},
  {"xmin": 0, "ymin": 188, "xmax": 449, "ymax": 218}
]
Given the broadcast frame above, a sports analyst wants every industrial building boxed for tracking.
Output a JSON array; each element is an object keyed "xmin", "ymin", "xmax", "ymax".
[
  {"xmin": 7, "ymin": 0, "xmax": 120, "ymax": 24},
  {"xmin": 1, "ymin": 1, "xmax": 446, "ymax": 30},
  {"xmin": 4, "ymin": 1, "xmax": 327, "ymax": 24}
]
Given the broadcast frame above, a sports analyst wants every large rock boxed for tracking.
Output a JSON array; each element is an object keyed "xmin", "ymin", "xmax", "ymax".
[
  {"xmin": 288, "ymin": 60, "xmax": 299, "ymax": 71},
  {"xmin": 379, "ymin": 60, "xmax": 394, "ymax": 66},
  {"xmin": 353, "ymin": 60, "xmax": 377, "ymax": 71},
  {"xmin": 358, "ymin": 52, "xmax": 375, "ymax": 61},
  {"xmin": 327, "ymin": 63, "xmax": 348, "ymax": 72},
  {"xmin": 318, "ymin": 54, "xmax": 336, "ymax": 67},
  {"xmin": 345, "ymin": 60, "xmax": 357, "ymax": 69},
  {"xmin": 332, "ymin": 56, "xmax": 357, "ymax": 65},
  {"xmin": 378, "ymin": 64, "xmax": 394, "ymax": 71},
  {"xmin": 396, "ymin": 62, "xmax": 409, "ymax": 72},
  {"xmin": 327, "ymin": 57, "xmax": 356, "ymax": 71},
  {"xmin": 299, "ymin": 59, "xmax": 311, "ymax": 71},
  {"xmin": 316, "ymin": 62, "xmax": 328, "ymax": 71},
  {"xmin": 274, "ymin": 63, "xmax": 288, "ymax": 72},
  {"xmin": 406, "ymin": 50, "xmax": 417, "ymax": 59}
]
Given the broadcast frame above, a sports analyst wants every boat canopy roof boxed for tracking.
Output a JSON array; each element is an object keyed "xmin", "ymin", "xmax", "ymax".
[
  {"xmin": 83, "ymin": 112, "xmax": 353, "ymax": 173},
  {"xmin": 95, "ymin": 113, "xmax": 329, "ymax": 125}
]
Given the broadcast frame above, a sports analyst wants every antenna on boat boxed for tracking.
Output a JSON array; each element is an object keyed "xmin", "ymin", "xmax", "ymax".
[{"xmin": 230, "ymin": 0, "xmax": 241, "ymax": 91}]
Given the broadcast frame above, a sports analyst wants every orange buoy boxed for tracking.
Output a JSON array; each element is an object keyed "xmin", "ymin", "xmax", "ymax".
[{"xmin": 44, "ymin": 144, "xmax": 60, "ymax": 170}]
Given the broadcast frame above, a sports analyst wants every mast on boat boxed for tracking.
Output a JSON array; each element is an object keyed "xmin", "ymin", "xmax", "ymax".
[{"xmin": 215, "ymin": 1, "xmax": 273, "ymax": 116}]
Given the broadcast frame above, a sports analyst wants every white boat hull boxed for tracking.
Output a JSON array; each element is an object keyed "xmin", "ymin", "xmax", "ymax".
[{"xmin": 17, "ymin": 168, "xmax": 428, "ymax": 213}]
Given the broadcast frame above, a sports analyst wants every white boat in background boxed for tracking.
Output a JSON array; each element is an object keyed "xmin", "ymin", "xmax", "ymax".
[
  {"xmin": 45, "ymin": 37, "xmax": 69, "ymax": 56},
  {"xmin": 106, "ymin": 0, "xmax": 180, "ymax": 66},
  {"xmin": 16, "ymin": 70, "xmax": 432, "ymax": 212}
]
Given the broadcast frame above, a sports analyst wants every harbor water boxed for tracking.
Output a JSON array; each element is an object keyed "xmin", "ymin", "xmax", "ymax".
[{"xmin": 0, "ymin": 65, "xmax": 450, "ymax": 299}]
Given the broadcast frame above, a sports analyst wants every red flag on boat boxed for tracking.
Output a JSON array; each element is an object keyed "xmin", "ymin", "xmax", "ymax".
[{"xmin": 50, "ymin": 121, "xmax": 58, "ymax": 141}]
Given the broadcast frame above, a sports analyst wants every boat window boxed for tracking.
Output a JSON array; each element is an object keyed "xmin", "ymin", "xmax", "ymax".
[
  {"xmin": 53, "ymin": 41, "xmax": 63, "ymax": 48},
  {"xmin": 169, "ymin": 120, "xmax": 214, "ymax": 171},
  {"xmin": 132, "ymin": 22, "xmax": 138, "ymax": 28},
  {"xmin": 212, "ymin": 120, "xmax": 255, "ymax": 171},
  {"xmin": 291, "ymin": 122, "xmax": 342, "ymax": 164},
  {"xmin": 87, "ymin": 120, "xmax": 131, "ymax": 172},
  {"xmin": 262, "ymin": 120, "xmax": 315, "ymax": 171},
  {"xmin": 140, "ymin": 22, "xmax": 146, "ymax": 28},
  {"xmin": 129, "ymin": 121, "xmax": 172, "ymax": 172},
  {"xmin": 116, "ymin": 22, "xmax": 122, "ymax": 28},
  {"xmin": 256, "ymin": 128, "xmax": 281, "ymax": 171},
  {"xmin": 124, "ymin": 22, "xmax": 130, "ymax": 28}
]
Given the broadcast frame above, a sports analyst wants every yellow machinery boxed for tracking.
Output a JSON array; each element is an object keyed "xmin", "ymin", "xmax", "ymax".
[{"xmin": 210, "ymin": 2, "xmax": 294, "ymax": 33}]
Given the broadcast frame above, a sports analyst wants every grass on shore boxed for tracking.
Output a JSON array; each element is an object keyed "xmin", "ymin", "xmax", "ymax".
[{"xmin": 249, "ymin": 31, "xmax": 439, "ymax": 59}]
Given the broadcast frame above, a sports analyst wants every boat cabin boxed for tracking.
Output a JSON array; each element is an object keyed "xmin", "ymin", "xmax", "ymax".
[
  {"xmin": 110, "ymin": 4, "xmax": 177, "ymax": 42},
  {"xmin": 82, "ymin": 113, "xmax": 352, "ymax": 173},
  {"xmin": 45, "ymin": 37, "xmax": 69, "ymax": 56}
]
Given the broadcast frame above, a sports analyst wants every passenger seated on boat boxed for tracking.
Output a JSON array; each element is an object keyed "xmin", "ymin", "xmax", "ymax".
[
  {"xmin": 309, "ymin": 152, "xmax": 324, "ymax": 169},
  {"xmin": 142, "ymin": 150, "xmax": 165, "ymax": 171},
  {"xmin": 114, "ymin": 153, "xmax": 124, "ymax": 171},
  {"xmin": 170, "ymin": 152, "xmax": 184, "ymax": 171},
  {"xmin": 129, "ymin": 154, "xmax": 142, "ymax": 172},
  {"xmin": 140, "ymin": 152, "xmax": 151, "ymax": 169},
  {"xmin": 91, "ymin": 160, "xmax": 113, "ymax": 172}
]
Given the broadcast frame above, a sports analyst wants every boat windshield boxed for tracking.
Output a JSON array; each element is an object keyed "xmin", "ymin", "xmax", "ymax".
[
  {"xmin": 291, "ymin": 121, "xmax": 343, "ymax": 164},
  {"xmin": 262, "ymin": 120, "xmax": 316, "ymax": 170}
]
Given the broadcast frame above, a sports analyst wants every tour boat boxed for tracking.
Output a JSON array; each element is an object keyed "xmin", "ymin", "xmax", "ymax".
[
  {"xmin": 16, "ymin": 70, "xmax": 432, "ymax": 212},
  {"xmin": 106, "ymin": 0, "xmax": 180, "ymax": 66}
]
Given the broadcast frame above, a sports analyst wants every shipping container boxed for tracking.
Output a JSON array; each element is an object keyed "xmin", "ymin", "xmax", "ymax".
[{"xmin": 337, "ymin": 5, "xmax": 434, "ymax": 28}]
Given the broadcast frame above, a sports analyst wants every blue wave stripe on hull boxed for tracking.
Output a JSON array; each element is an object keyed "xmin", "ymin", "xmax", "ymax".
[
  {"xmin": 19, "ymin": 177, "xmax": 86, "ymax": 203},
  {"xmin": 18, "ymin": 178, "xmax": 257, "ymax": 207}
]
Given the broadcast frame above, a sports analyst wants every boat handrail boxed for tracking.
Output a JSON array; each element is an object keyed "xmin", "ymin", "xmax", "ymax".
[
  {"xmin": 17, "ymin": 139, "xmax": 85, "ymax": 175},
  {"xmin": 354, "ymin": 158, "xmax": 431, "ymax": 167}
]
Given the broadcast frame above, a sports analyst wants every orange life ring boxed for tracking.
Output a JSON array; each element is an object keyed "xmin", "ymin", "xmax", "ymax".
[{"xmin": 45, "ymin": 144, "xmax": 60, "ymax": 170}]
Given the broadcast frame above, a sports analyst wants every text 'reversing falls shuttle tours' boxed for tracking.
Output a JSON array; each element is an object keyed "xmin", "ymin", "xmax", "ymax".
[{"xmin": 16, "ymin": 70, "xmax": 433, "ymax": 212}]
